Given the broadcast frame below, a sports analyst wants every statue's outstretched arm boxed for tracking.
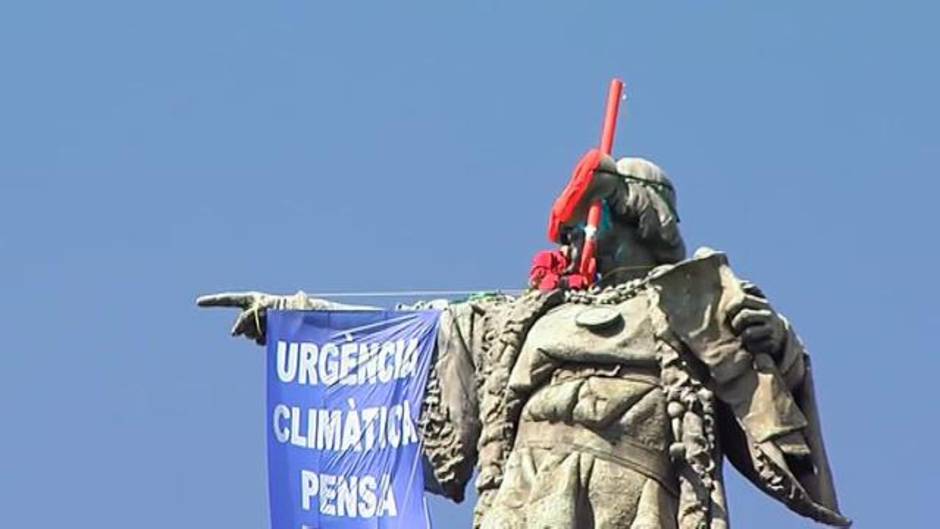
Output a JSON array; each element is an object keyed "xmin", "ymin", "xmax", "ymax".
[
  {"xmin": 197, "ymin": 289, "xmax": 514, "ymax": 503},
  {"xmin": 195, "ymin": 290, "xmax": 377, "ymax": 345}
]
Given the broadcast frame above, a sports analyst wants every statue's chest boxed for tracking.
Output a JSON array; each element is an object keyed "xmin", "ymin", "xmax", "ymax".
[{"xmin": 521, "ymin": 294, "xmax": 661, "ymax": 367}]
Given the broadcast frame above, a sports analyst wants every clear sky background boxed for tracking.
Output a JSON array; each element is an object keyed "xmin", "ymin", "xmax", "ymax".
[{"xmin": 1, "ymin": 1, "xmax": 937, "ymax": 527}]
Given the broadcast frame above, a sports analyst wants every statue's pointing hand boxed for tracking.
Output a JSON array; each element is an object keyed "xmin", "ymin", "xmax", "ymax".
[
  {"xmin": 196, "ymin": 291, "xmax": 281, "ymax": 345},
  {"xmin": 727, "ymin": 286, "xmax": 787, "ymax": 358}
]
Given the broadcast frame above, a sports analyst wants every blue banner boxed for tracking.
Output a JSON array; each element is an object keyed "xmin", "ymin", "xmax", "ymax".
[{"xmin": 266, "ymin": 310, "xmax": 440, "ymax": 529}]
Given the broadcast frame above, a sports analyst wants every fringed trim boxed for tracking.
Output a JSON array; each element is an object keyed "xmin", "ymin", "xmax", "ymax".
[
  {"xmin": 419, "ymin": 354, "xmax": 469, "ymax": 502},
  {"xmin": 659, "ymin": 339, "xmax": 728, "ymax": 529},
  {"xmin": 472, "ymin": 289, "xmax": 565, "ymax": 528}
]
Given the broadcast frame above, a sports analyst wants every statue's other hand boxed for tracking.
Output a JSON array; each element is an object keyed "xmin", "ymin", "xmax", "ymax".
[
  {"xmin": 196, "ymin": 291, "xmax": 280, "ymax": 346},
  {"xmin": 727, "ymin": 292, "xmax": 786, "ymax": 358}
]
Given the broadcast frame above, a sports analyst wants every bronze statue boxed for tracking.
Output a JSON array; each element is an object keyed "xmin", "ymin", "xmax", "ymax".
[{"xmin": 198, "ymin": 152, "xmax": 849, "ymax": 529}]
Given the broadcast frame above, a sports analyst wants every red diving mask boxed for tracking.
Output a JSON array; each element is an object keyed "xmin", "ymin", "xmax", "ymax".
[{"xmin": 547, "ymin": 149, "xmax": 604, "ymax": 243}]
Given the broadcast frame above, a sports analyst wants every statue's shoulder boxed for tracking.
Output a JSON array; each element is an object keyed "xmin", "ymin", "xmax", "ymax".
[
  {"xmin": 492, "ymin": 289, "xmax": 566, "ymax": 331},
  {"xmin": 645, "ymin": 246, "xmax": 742, "ymax": 294},
  {"xmin": 642, "ymin": 247, "xmax": 748, "ymax": 329},
  {"xmin": 647, "ymin": 246, "xmax": 732, "ymax": 281},
  {"xmin": 473, "ymin": 290, "xmax": 566, "ymax": 361}
]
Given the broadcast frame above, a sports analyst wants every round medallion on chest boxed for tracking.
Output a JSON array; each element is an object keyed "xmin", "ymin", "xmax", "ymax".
[{"xmin": 574, "ymin": 306, "xmax": 623, "ymax": 330}]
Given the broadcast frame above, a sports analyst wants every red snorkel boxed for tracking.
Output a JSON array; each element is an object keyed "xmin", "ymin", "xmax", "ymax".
[
  {"xmin": 545, "ymin": 80, "xmax": 625, "ymax": 288},
  {"xmin": 578, "ymin": 79, "xmax": 624, "ymax": 283}
]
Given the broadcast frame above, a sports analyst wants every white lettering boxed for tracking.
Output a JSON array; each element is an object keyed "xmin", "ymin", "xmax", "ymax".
[
  {"xmin": 340, "ymin": 342, "xmax": 357, "ymax": 385},
  {"xmin": 378, "ymin": 474, "xmax": 398, "ymax": 517},
  {"xmin": 319, "ymin": 343, "xmax": 340, "ymax": 385},
  {"xmin": 298, "ymin": 343, "xmax": 318, "ymax": 384},
  {"xmin": 378, "ymin": 342, "xmax": 395, "ymax": 383},
  {"xmin": 301, "ymin": 470, "xmax": 318, "ymax": 511},
  {"xmin": 387, "ymin": 405, "xmax": 401, "ymax": 448},
  {"xmin": 402, "ymin": 400, "xmax": 418, "ymax": 445},
  {"xmin": 336, "ymin": 476, "xmax": 358, "ymax": 518},
  {"xmin": 320, "ymin": 474, "xmax": 337, "ymax": 515},
  {"xmin": 317, "ymin": 409, "xmax": 341, "ymax": 450},
  {"xmin": 290, "ymin": 406, "xmax": 307, "ymax": 447},
  {"xmin": 342, "ymin": 399, "xmax": 363, "ymax": 451},
  {"xmin": 276, "ymin": 341, "xmax": 298, "ymax": 383},
  {"xmin": 357, "ymin": 343, "xmax": 379, "ymax": 385},
  {"xmin": 272, "ymin": 404, "xmax": 290, "ymax": 443},
  {"xmin": 361, "ymin": 407, "xmax": 379, "ymax": 451},
  {"xmin": 274, "ymin": 339, "xmax": 425, "ymax": 387},
  {"xmin": 399, "ymin": 338, "xmax": 419, "ymax": 379},
  {"xmin": 358, "ymin": 475, "xmax": 378, "ymax": 517},
  {"xmin": 297, "ymin": 471, "xmax": 394, "ymax": 519}
]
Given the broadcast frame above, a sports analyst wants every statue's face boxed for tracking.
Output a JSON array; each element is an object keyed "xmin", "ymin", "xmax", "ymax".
[
  {"xmin": 561, "ymin": 218, "xmax": 658, "ymax": 279},
  {"xmin": 594, "ymin": 219, "xmax": 659, "ymax": 276}
]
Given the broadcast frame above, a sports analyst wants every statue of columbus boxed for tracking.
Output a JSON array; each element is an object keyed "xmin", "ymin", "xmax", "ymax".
[{"xmin": 198, "ymin": 81, "xmax": 849, "ymax": 529}]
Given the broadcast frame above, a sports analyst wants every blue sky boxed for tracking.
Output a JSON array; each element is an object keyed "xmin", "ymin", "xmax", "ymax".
[{"xmin": 1, "ymin": 1, "xmax": 937, "ymax": 527}]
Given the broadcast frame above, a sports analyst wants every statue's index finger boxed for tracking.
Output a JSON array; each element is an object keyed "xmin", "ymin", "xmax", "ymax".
[{"xmin": 196, "ymin": 292, "xmax": 257, "ymax": 308}]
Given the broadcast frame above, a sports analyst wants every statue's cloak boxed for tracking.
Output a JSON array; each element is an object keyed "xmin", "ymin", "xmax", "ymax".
[{"xmin": 651, "ymin": 251, "xmax": 849, "ymax": 527}]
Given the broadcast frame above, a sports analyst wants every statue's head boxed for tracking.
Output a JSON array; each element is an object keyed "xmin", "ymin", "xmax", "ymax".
[{"xmin": 549, "ymin": 152, "xmax": 686, "ymax": 283}]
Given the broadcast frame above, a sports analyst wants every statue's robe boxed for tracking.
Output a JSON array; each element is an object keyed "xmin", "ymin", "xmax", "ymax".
[{"xmin": 419, "ymin": 251, "xmax": 849, "ymax": 529}]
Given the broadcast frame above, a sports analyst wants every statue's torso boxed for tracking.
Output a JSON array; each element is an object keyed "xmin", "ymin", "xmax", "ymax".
[
  {"xmin": 522, "ymin": 294, "xmax": 661, "ymax": 368},
  {"xmin": 472, "ymin": 254, "xmax": 847, "ymax": 529},
  {"xmin": 481, "ymin": 294, "xmax": 678, "ymax": 529},
  {"xmin": 518, "ymin": 295, "xmax": 669, "ymax": 452}
]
